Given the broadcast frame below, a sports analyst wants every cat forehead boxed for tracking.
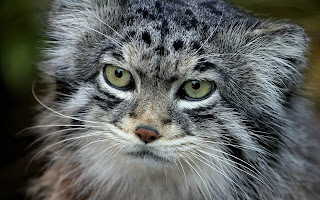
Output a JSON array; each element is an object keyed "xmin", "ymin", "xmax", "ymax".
[
  {"xmin": 104, "ymin": 0, "xmax": 249, "ymax": 78},
  {"xmin": 123, "ymin": 0, "xmax": 247, "ymax": 26},
  {"xmin": 120, "ymin": 0, "xmax": 247, "ymax": 36}
]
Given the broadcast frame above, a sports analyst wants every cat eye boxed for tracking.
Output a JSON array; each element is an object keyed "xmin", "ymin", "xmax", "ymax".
[
  {"xmin": 181, "ymin": 80, "xmax": 215, "ymax": 100},
  {"xmin": 103, "ymin": 65, "xmax": 133, "ymax": 90}
]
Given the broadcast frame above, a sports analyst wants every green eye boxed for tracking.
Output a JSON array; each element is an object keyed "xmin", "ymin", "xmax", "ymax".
[
  {"xmin": 182, "ymin": 80, "xmax": 215, "ymax": 100},
  {"xmin": 104, "ymin": 65, "xmax": 133, "ymax": 89}
]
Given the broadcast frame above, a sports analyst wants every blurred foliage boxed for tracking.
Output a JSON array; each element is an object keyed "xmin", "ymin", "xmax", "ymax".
[
  {"xmin": 0, "ymin": 0, "xmax": 319, "ymax": 110},
  {"xmin": 0, "ymin": 0, "xmax": 47, "ymax": 96}
]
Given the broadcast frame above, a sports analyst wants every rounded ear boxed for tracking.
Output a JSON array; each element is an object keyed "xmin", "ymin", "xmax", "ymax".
[
  {"xmin": 245, "ymin": 20, "xmax": 310, "ymax": 91},
  {"xmin": 220, "ymin": 20, "xmax": 309, "ymax": 123},
  {"xmin": 251, "ymin": 21, "xmax": 309, "ymax": 74}
]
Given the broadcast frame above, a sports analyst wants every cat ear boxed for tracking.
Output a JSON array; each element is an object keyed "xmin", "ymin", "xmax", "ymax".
[
  {"xmin": 44, "ymin": 0, "xmax": 126, "ymax": 80},
  {"xmin": 219, "ymin": 21, "xmax": 309, "ymax": 129},
  {"xmin": 244, "ymin": 21, "xmax": 309, "ymax": 92},
  {"xmin": 251, "ymin": 21, "xmax": 309, "ymax": 74}
]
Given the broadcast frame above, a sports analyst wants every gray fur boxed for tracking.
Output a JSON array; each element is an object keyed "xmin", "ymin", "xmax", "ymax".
[{"xmin": 29, "ymin": 0, "xmax": 320, "ymax": 199}]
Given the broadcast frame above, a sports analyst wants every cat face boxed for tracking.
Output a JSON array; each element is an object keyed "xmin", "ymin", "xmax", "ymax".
[{"xmin": 38, "ymin": 0, "xmax": 308, "ymax": 198}]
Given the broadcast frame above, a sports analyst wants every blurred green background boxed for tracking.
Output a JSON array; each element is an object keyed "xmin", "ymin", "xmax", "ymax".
[{"xmin": 0, "ymin": 0, "xmax": 319, "ymax": 199}]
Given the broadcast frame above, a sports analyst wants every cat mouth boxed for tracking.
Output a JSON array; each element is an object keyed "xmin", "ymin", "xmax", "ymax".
[{"xmin": 128, "ymin": 149, "xmax": 168, "ymax": 163}]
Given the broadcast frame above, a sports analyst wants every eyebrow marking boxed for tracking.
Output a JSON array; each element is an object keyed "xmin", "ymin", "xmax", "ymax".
[
  {"xmin": 112, "ymin": 52, "xmax": 124, "ymax": 60},
  {"xmin": 193, "ymin": 62, "xmax": 217, "ymax": 72}
]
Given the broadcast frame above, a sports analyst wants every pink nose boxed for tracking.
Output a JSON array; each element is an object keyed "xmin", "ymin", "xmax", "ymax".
[{"xmin": 135, "ymin": 128, "xmax": 159, "ymax": 143}]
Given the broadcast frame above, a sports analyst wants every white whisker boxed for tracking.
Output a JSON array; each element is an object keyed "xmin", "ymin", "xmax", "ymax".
[
  {"xmin": 181, "ymin": 152, "xmax": 213, "ymax": 200},
  {"xmin": 93, "ymin": 15, "xmax": 125, "ymax": 39},
  {"xmin": 79, "ymin": 24, "xmax": 123, "ymax": 47},
  {"xmin": 17, "ymin": 124, "xmax": 101, "ymax": 136},
  {"xmin": 193, "ymin": 148, "xmax": 273, "ymax": 193},
  {"xmin": 32, "ymin": 81, "xmax": 102, "ymax": 125},
  {"xmin": 26, "ymin": 127, "xmax": 86, "ymax": 149},
  {"xmin": 188, "ymin": 151, "xmax": 251, "ymax": 200},
  {"xmin": 193, "ymin": 6, "xmax": 224, "ymax": 56},
  {"xmin": 27, "ymin": 131, "xmax": 107, "ymax": 170}
]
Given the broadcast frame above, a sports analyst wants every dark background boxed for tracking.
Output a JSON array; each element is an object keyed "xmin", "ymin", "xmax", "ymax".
[{"xmin": 0, "ymin": 0, "xmax": 319, "ymax": 199}]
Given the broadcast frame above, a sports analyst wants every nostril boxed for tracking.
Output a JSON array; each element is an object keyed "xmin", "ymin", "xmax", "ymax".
[
  {"xmin": 134, "ymin": 127, "xmax": 159, "ymax": 144},
  {"xmin": 150, "ymin": 136, "xmax": 156, "ymax": 141}
]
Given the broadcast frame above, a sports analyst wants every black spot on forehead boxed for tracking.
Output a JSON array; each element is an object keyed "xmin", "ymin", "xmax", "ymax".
[
  {"xmin": 180, "ymin": 16, "xmax": 199, "ymax": 31},
  {"xmin": 124, "ymin": 30, "xmax": 136, "ymax": 41},
  {"xmin": 135, "ymin": 7, "xmax": 156, "ymax": 20},
  {"xmin": 142, "ymin": 31, "xmax": 151, "ymax": 45},
  {"xmin": 155, "ymin": 1, "xmax": 162, "ymax": 11},
  {"xmin": 136, "ymin": 8, "xmax": 142, "ymax": 13},
  {"xmin": 190, "ymin": 17, "xmax": 198, "ymax": 28},
  {"xmin": 124, "ymin": 15, "xmax": 135, "ymax": 24},
  {"xmin": 142, "ymin": 10, "xmax": 148, "ymax": 18},
  {"xmin": 185, "ymin": 9, "xmax": 193, "ymax": 16},
  {"xmin": 173, "ymin": 40, "xmax": 184, "ymax": 51}
]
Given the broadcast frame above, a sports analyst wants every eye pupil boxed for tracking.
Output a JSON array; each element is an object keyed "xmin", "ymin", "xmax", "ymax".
[
  {"xmin": 115, "ymin": 69, "xmax": 123, "ymax": 78},
  {"xmin": 191, "ymin": 81, "xmax": 201, "ymax": 90}
]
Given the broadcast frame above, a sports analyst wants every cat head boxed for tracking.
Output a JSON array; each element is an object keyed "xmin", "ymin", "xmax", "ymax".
[{"xmin": 39, "ymin": 0, "xmax": 308, "ymax": 197}]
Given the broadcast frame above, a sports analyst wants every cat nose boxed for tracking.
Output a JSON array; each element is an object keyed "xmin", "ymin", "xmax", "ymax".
[{"xmin": 135, "ymin": 127, "xmax": 159, "ymax": 144}]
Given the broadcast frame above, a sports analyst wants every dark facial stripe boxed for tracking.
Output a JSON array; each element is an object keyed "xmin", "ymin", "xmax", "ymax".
[
  {"xmin": 171, "ymin": 109, "xmax": 193, "ymax": 136},
  {"xmin": 184, "ymin": 106, "xmax": 247, "ymax": 166},
  {"xmin": 55, "ymin": 79, "xmax": 78, "ymax": 102},
  {"xmin": 222, "ymin": 97, "xmax": 281, "ymax": 165},
  {"xmin": 92, "ymin": 94, "xmax": 123, "ymax": 111},
  {"xmin": 92, "ymin": 83, "xmax": 124, "ymax": 111},
  {"xmin": 214, "ymin": 119, "xmax": 259, "ymax": 174},
  {"xmin": 244, "ymin": 120, "xmax": 280, "ymax": 164},
  {"xmin": 183, "ymin": 103, "xmax": 217, "ymax": 114},
  {"xmin": 162, "ymin": 118, "xmax": 172, "ymax": 125},
  {"xmin": 70, "ymin": 106, "xmax": 89, "ymax": 126},
  {"xmin": 95, "ymin": 83, "xmax": 123, "ymax": 101},
  {"xmin": 123, "ymin": 30, "xmax": 136, "ymax": 41},
  {"xmin": 220, "ymin": 127, "xmax": 245, "ymax": 165}
]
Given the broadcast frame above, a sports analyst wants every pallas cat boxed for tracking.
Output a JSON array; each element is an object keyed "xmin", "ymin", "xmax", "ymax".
[{"xmin": 29, "ymin": 0, "xmax": 320, "ymax": 199}]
